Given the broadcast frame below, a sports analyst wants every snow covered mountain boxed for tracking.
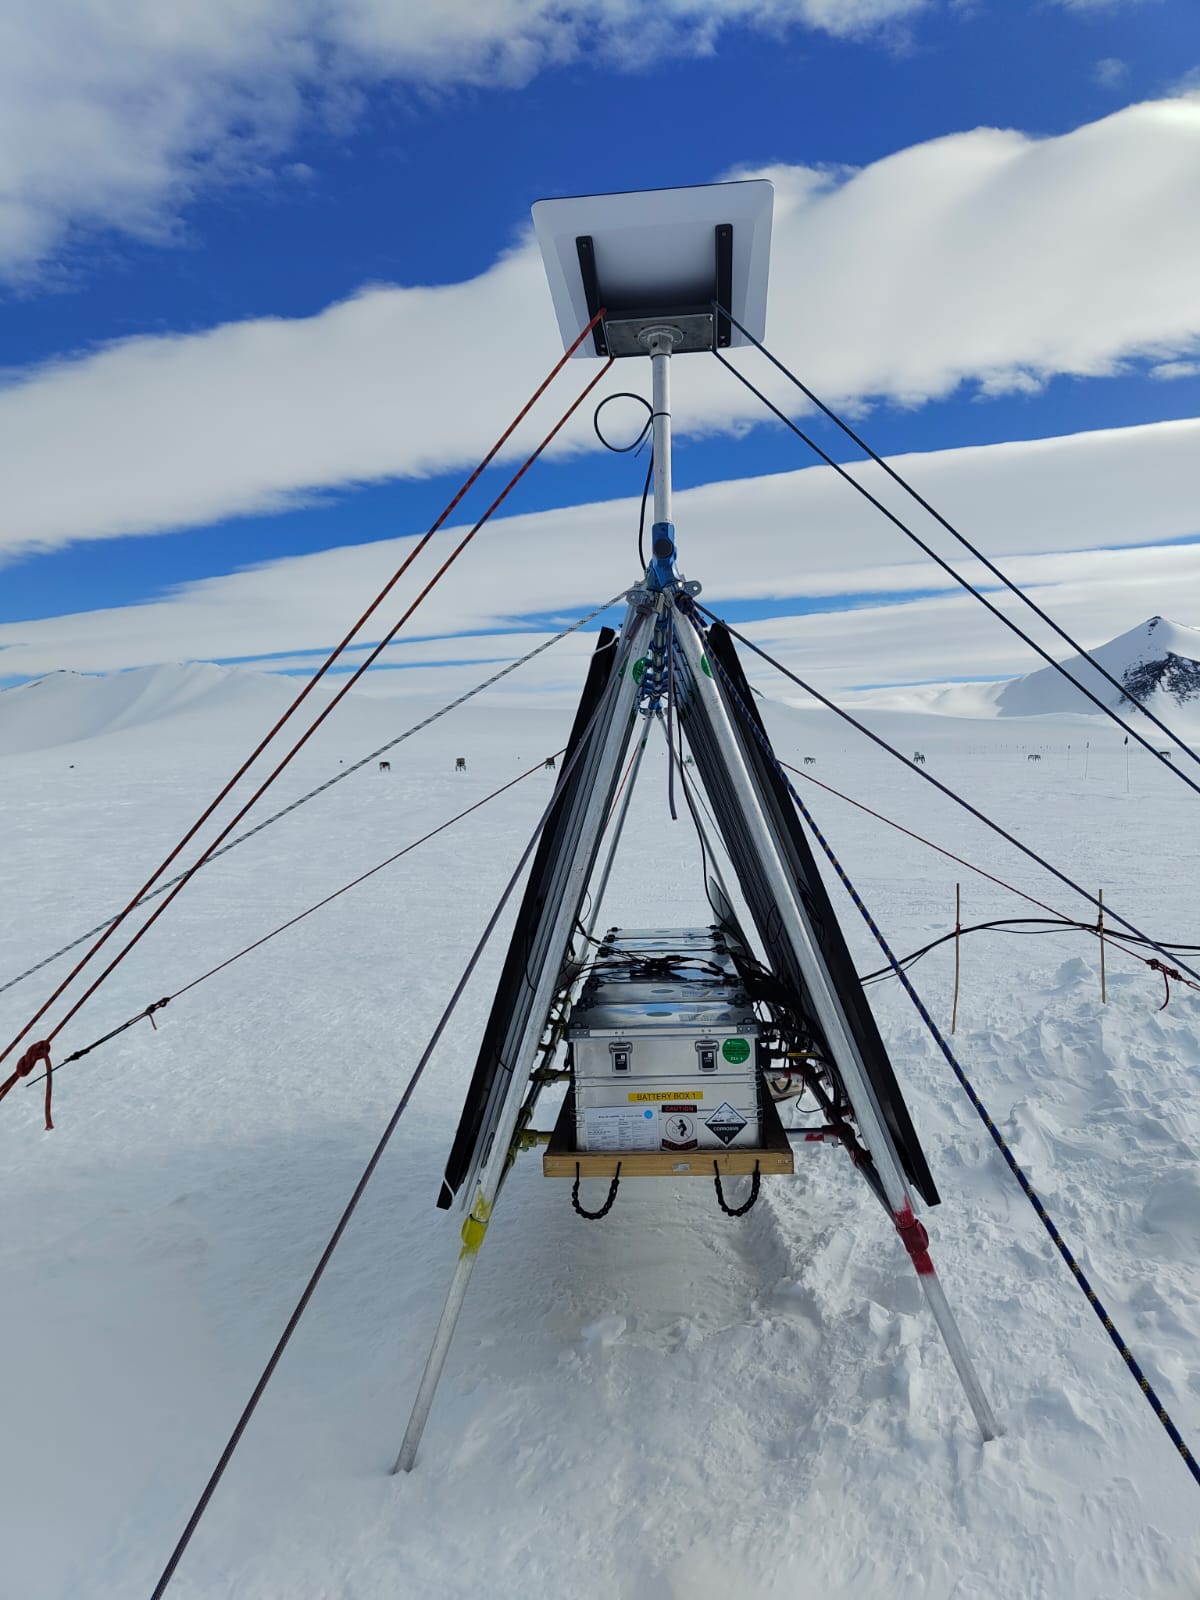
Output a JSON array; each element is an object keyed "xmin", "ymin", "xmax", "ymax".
[
  {"xmin": 0, "ymin": 661, "xmax": 305, "ymax": 755},
  {"xmin": 992, "ymin": 615, "xmax": 1200, "ymax": 719},
  {"xmin": 892, "ymin": 616, "xmax": 1200, "ymax": 721}
]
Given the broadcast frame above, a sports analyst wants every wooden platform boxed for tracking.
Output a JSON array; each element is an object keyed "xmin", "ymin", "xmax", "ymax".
[{"xmin": 542, "ymin": 1084, "xmax": 794, "ymax": 1178}]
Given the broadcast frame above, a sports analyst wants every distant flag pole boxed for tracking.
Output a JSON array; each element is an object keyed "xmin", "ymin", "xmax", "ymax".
[
  {"xmin": 1083, "ymin": 740, "xmax": 1090, "ymax": 780},
  {"xmin": 1125, "ymin": 734, "xmax": 1130, "ymax": 794}
]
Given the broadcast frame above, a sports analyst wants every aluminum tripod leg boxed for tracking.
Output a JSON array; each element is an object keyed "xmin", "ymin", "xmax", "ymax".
[
  {"xmin": 916, "ymin": 1266, "xmax": 1001, "ymax": 1439},
  {"xmin": 672, "ymin": 616, "xmax": 999, "ymax": 1442},
  {"xmin": 393, "ymin": 1201, "xmax": 488, "ymax": 1473},
  {"xmin": 393, "ymin": 601, "xmax": 657, "ymax": 1472}
]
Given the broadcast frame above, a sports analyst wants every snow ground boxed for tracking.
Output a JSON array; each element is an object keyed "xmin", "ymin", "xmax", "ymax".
[{"xmin": 1, "ymin": 669, "xmax": 1199, "ymax": 1600}]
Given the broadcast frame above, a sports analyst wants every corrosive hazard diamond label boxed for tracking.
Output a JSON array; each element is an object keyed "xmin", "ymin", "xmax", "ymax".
[{"xmin": 704, "ymin": 1102, "xmax": 748, "ymax": 1146}]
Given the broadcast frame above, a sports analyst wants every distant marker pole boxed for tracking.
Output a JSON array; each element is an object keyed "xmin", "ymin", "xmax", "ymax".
[
  {"xmin": 1099, "ymin": 888, "xmax": 1107, "ymax": 1005},
  {"xmin": 951, "ymin": 881, "xmax": 961, "ymax": 1033}
]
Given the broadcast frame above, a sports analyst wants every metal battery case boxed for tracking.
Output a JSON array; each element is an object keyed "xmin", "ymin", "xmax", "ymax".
[{"xmin": 570, "ymin": 926, "xmax": 761, "ymax": 1154}]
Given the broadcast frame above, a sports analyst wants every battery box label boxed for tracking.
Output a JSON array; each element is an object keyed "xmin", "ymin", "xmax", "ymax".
[{"xmin": 627, "ymin": 1091, "xmax": 705, "ymax": 1102}]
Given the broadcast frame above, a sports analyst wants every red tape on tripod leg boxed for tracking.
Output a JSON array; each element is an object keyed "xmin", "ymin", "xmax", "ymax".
[{"xmin": 894, "ymin": 1203, "xmax": 934, "ymax": 1276}]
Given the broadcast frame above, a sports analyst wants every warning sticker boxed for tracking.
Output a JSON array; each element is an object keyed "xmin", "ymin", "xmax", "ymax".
[
  {"xmin": 628, "ymin": 1090, "xmax": 705, "ymax": 1103},
  {"xmin": 583, "ymin": 1105, "xmax": 659, "ymax": 1152},
  {"xmin": 660, "ymin": 1113, "xmax": 697, "ymax": 1152},
  {"xmin": 704, "ymin": 1102, "xmax": 749, "ymax": 1147}
]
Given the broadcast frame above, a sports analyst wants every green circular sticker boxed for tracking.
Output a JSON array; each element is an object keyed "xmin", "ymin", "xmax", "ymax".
[
  {"xmin": 701, "ymin": 655, "xmax": 713, "ymax": 678},
  {"xmin": 632, "ymin": 656, "xmax": 648, "ymax": 684},
  {"xmin": 722, "ymin": 1037, "xmax": 750, "ymax": 1064}
]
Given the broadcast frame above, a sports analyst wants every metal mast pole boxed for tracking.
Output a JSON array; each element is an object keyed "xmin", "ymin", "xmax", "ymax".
[{"xmin": 642, "ymin": 326, "xmax": 682, "ymax": 588}]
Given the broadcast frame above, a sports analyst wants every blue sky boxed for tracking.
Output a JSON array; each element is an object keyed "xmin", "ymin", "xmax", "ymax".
[{"xmin": 1, "ymin": 0, "xmax": 1198, "ymax": 698}]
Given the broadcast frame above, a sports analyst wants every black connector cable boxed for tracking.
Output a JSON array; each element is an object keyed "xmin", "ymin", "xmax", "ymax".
[{"xmin": 592, "ymin": 390, "xmax": 655, "ymax": 568}]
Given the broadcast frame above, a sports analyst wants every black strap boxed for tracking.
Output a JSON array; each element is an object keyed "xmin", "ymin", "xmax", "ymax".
[
  {"xmin": 714, "ymin": 1159, "xmax": 760, "ymax": 1217},
  {"xmin": 572, "ymin": 1161, "xmax": 622, "ymax": 1219}
]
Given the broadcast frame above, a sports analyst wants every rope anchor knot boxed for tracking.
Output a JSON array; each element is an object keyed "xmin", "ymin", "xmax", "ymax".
[{"xmin": 0, "ymin": 1039, "xmax": 54, "ymax": 1129}]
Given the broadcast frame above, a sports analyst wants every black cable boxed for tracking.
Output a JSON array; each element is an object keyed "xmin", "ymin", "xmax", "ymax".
[
  {"xmin": 710, "ymin": 345, "xmax": 1200, "ymax": 805},
  {"xmin": 859, "ymin": 916, "xmax": 1113, "ymax": 985},
  {"xmin": 665, "ymin": 616, "xmax": 679, "ymax": 821},
  {"xmin": 637, "ymin": 451, "xmax": 654, "ymax": 570},
  {"xmin": 715, "ymin": 303, "xmax": 1200, "ymax": 777},
  {"xmin": 861, "ymin": 918, "xmax": 1200, "ymax": 986},
  {"xmin": 694, "ymin": 602, "xmax": 1200, "ymax": 990},
  {"xmin": 591, "ymin": 392, "xmax": 654, "ymax": 568},
  {"xmin": 659, "ymin": 709, "xmax": 727, "ymax": 925},
  {"xmin": 593, "ymin": 391, "xmax": 652, "ymax": 453}
]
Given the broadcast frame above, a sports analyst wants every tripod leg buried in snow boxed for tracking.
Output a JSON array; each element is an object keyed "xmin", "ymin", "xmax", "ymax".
[
  {"xmin": 895, "ymin": 1204, "xmax": 1001, "ymax": 1442},
  {"xmin": 394, "ymin": 1200, "xmax": 490, "ymax": 1474}
]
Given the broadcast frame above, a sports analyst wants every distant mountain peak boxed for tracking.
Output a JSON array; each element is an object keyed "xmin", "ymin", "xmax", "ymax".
[
  {"xmin": 990, "ymin": 615, "xmax": 1200, "ymax": 721},
  {"xmin": 1120, "ymin": 617, "xmax": 1200, "ymax": 708}
]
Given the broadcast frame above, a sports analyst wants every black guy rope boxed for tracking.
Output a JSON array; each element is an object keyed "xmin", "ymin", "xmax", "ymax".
[
  {"xmin": 22, "ymin": 756, "xmax": 563, "ymax": 1095},
  {"xmin": 713, "ymin": 301, "xmax": 1200, "ymax": 777},
  {"xmin": 691, "ymin": 607, "xmax": 1200, "ymax": 1491},
  {"xmin": 710, "ymin": 336, "xmax": 1200, "ymax": 803},
  {"xmin": 694, "ymin": 602, "xmax": 1200, "ymax": 991},
  {"xmin": 148, "ymin": 611, "xmax": 645, "ymax": 1597},
  {"xmin": 0, "ymin": 595, "xmax": 627, "ymax": 1002},
  {"xmin": 5, "ymin": 354, "xmax": 619, "ymax": 1111},
  {"xmin": 1, "ymin": 313, "xmax": 612, "ymax": 1083}
]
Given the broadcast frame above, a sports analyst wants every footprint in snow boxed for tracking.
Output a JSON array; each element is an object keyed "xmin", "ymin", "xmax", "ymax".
[{"xmin": 577, "ymin": 1314, "xmax": 627, "ymax": 1354}]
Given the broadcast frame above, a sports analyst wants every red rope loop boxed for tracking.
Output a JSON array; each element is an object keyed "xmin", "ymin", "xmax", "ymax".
[
  {"xmin": 0, "ymin": 1040, "xmax": 53, "ymax": 1129},
  {"xmin": 1143, "ymin": 957, "xmax": 1200, "ymax": 1011}
]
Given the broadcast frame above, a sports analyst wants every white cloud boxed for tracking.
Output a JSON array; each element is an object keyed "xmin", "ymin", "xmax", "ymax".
[
  {"xmin": 1, "ymin": 417, "xmax": 1196, "ymax": 688},
  {"xmin": 0, "ymin": 0, "xmax": 926, "ymax": 282},
  {"xmin": 1, "ymin": 96, "xmax": 1199, "ymax": 563},
  {"xmin": 739, "ymin": 547, "xmax": 1200, "ymax": 695},
  {"xmin": 1150, "ymin": 359, "xmax": 1200, "ymax": 380},
  {"xmin": 1093, "ymin": 57, "xmax": 1128, "ymax": 88},
  {"xmin": 1052, "ymin": 0, "xmax": 1152, "ymax": 11}
]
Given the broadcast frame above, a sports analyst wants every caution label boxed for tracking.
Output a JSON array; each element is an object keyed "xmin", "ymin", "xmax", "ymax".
[
  {"xmin": 628, "ymin": 1091, "xmax": 705, "ymax": 1102},
  {"xmin": 660, "ymin": 1113, "xmax": 697, "ymax": 1152}
]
